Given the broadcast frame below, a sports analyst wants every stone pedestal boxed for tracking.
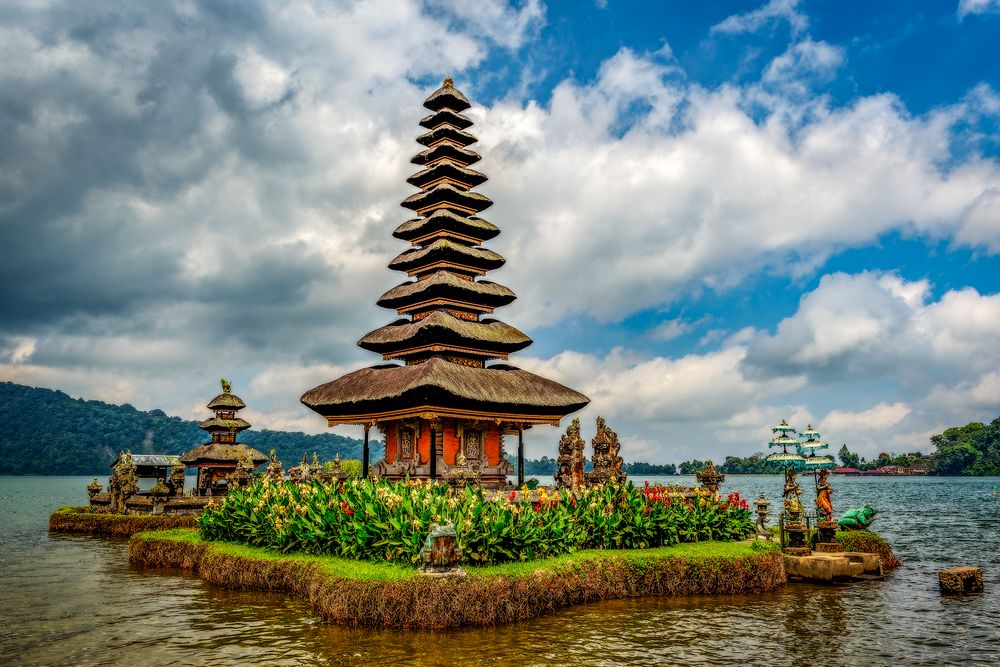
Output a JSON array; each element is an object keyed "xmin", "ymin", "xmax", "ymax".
[
  {"xmin": 785, "ymin": 526, "xmax": 809, "ymax": 555},
  {"xmin": 817, "ymin": 521, "xmax": 838, "ymax": 544},
  {"xmin": 814, "ymin": 542, "xmax": 844, "ymax": 553},
  {"xmin": 939, "ymin": 566, "xmax": 984, "ymax": 594}
]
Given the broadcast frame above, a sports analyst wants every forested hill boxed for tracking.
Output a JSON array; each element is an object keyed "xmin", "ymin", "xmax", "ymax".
[{"xmin": 0, "ymin": 382, "xmax": 381, "ymax": 475}]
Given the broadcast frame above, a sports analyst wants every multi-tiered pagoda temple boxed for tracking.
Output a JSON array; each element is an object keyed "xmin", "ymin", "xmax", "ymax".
[
  {"xmin": 181, "ymin": 380, "xmax": 266, "ymax": 495},
  {"xmin": 301, "ymin": 78, "xmax": 589, "ymax": 487}
]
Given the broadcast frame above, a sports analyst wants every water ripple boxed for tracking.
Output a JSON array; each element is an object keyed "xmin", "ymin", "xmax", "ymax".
[{"xmin": 1, "ymin": 475, "xmax": 998, "ymax": 666}]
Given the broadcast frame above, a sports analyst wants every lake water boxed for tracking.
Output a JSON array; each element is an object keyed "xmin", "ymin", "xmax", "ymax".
[{"xmin": 1, "ymin": 475, "xmax": 998, "ymax": 666}]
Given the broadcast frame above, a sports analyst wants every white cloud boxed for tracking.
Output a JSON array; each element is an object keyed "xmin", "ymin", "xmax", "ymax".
[
  {"xmin": 2, "ymin": 2, "xmax": 999, "ymax": 465},
  {"xmin": 427, "ymin": 0, "xmax": 546, "ymax": 50},
  {"xmin": 648, "ymin": 317, "xmax": 696, "ymax": 341},
  {"xmin": 762, "ymin": 38, "xmax": 844, "ymax": 89},
  {"xmin": 744, "ymin": 272, "xmax": 1000, "ymax": 387},
  {"xmin": 711, "ymin": 0, "xmax": 809, "ymax": 36},
  {"xmin": 477, "ymin": 51, "xmax": 1000, "ymax": 326},
  {"xmin": 958, "ymin": 0, "xmax": 1000, "ymax": 19}
]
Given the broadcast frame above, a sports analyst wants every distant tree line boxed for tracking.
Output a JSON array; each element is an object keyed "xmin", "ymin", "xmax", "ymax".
[
  {"xmin": 926, "ymin": 417, "xmax": 1000, "ymax": 475},
  {"xmin": 505, "ymin": 456, "xmax": 677, "ymax": 477},
  {"xmin": 0, "ymin": 382, "xmax": 379, "ymax": 475}
]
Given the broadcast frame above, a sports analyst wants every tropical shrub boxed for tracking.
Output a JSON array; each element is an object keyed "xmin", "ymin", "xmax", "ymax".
[{"xmin": 199, "ymin": 478, "xmax": 755, "ymax": 566}]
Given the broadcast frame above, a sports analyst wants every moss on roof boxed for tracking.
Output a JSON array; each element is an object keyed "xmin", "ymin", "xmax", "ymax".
[
  {"xmin": 206, "ymin": 392, "xmax": 246, "ymax": 410},
  {"xmin": 401, "ymin": 183, "xmax": 493, "ymax": 213},
  {"xmin": 406, "ymin": 161, "xmax": 487, "ymax": 190},
  {"xmin": 416, "ymin": 126, "xmax": 478, "ymax": 148},
  {"xmin": 377, "ymin": 271, "xmax": 515, "ymax": 309},
  {"xmin": 179, "ymin": 443, "xmax": 267, "ymax": 465},
  {"xmin": 410, "ymin": 142, "xmax": 482, "ymax": 167},
  {"xmin": 388, "ymin": 239, "xmax": 505, "ymax": 273},
  {"xmin": 300, "ymin": 357, "xmax": 590, "ymax": 416},
  {"xmin": 198, "ymin": 417, "xmax": 252, "ymax": 432},
  {"xmin": 393, "ymin": 210, "xmax": 500, "ymax": 242},
  {"xmin": 423, "ymin": 80, "xmax": 471, "ymax": 112},
  {"xmin": 358, "ymin": 310, "xmax": 531, "ymax": 352},
  {"xmin": 419, "ymin": 109, "xmax": 473, "ymax": 130}
]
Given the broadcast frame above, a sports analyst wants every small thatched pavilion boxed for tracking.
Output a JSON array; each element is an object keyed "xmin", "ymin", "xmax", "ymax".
[
  {"xmin": 301, "ymin": 78, "xmax": 589, "ymax": 487},
  {"xmin": 181, "ymin": 380, "xmax": 266, "ymax": 495}
]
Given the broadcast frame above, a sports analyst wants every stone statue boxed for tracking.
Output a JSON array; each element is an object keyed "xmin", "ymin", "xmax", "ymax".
[
  {"xmin": 782, "ymin": 467, "xmax": 803, "ymax": 526},
  {"xmin": 586, "ymin": 417, "xmax": 626, "ymax": 484},
  {"xmin": 227, "ymin": 451, "xmax": 255, "ymax": 489},
  {"xmin": 815, "ymin": 468, "xmax": 833, "ymax": 523},
  {"xmin": 288, "ymin": 452, "xmax": 310, "ymax": 483},
  {"xmin": 265, "ymin": 449, "xmax": 284, "ymax": 481},
  {"xmin": 555, "ymin": 419, "xmax": 586, "ymax": 490},
  {"xmin": 168, "ymin": 465, "xmax": 186, "ymax": 496},
  {"xmin": 444, "ymin": 452, "xmax": 480, "ymax": 488},
  {"xmin": 108, "ymin": 450, "xmax": 139, "ymax": 513},
  {"xmin": 838, "ymin": 505, "xmax": 878, "ymax": 530},
  {"xmin": 419, "ymin": 523, "xmax": 465, "ymax": 578},
  {"xmin": 696, "ymin": 459, "xmax": 725, "ymax": 498},
  {"xmin": 87, "ymin": 478, "xmax": 103, "ymax": 497}
]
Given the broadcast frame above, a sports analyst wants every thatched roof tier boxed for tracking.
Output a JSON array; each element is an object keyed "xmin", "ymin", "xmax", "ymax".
[
  {"xmin": 179, "ymin": 443, "xmax": 267, "ymax": 465},
  {"xmin": 423, "ymin": 79, "xmax": 471, "ymax": 112},
  {"xmin": 393, "ymin": 210, "xmax": 500, "ymax": 244},
  {"xmin": 406, "ymin": 161, "xmax": 487, "ymax": 191},
  {"xmin": 207, "ymin": 392, "xmax": 246, "ymax": 410},
  {"xmin": 411, "ymin": 142, "xmax": 481, "ymax": 168},
  {"xmin": 419, "ymin": 109, "xmax": 473, "ymax": 130},
  {"xmin": 416, "ymin": 125, "xmax": 477, "ymax": 148},
  {"xmin": 377, "ymin": 271, "xmax": 515, "ymax": 312},
  {"xmin": 401, "ymin": 183, "xmax": 492, "ymax": 216},
  {"xmin": 358, "ymin": 311, "xmax": 531, "ymax": 358},
  {"xmin": 112, "ymin": 453, "xmax": 182, "ymax": 468},
  {"xmin": 389, "ymin": 239, "xmax": 505, "ymax": 276},
  {"xmin": 198, "ymin": 417, "xmax": 251, "ymax": 432},
  {"xmin": 300, "ymin": 357, "xmax": 589, "ymax": 424}
]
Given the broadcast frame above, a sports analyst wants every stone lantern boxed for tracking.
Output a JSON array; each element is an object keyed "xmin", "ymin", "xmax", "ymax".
[{"xmin": 755, "ymin": 493, "xmax": 771, "ymax": 538}]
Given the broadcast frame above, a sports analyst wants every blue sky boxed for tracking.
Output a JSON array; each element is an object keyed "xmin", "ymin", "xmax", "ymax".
[{"xmin": 1, "ymin": 0, "xmax": 999, "ymax": 464}]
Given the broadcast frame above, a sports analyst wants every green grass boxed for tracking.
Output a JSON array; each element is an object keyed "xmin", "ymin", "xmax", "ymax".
[
  {"xmin": 133, "ymin": 530, "xmax": 776, "ymax": 582},
  {"xmin": 468, "ymin": 540, "xmax": 768, "ymax": 577},
  {"xmin": 134, "ymin": 528, "xmax": 414, "ymax": 581},
  {"xmin": 134, "ymin": 527, "xmax": 203, "ymax": 543}
]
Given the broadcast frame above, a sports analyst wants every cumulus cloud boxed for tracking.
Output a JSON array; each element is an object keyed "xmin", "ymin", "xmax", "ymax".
[
  {"xmin": 762, "ymin": 38, "xmax": 844, "ymax": 90},
  {"xmin": 711, "ymin": 0, "xmax": 809, "ymax": 36},
  {"xmin": 743, "ymin": 272, "xmax": 1000, "ymax": 388},
  {"xmin": 478, "ymin": 48, "xmax": 1000, "ymax": 326},
  {"xmin": 2, "ymin": 1, "xmax": 998, "ymax": 462},
  {"xmin": 958, "ymin": 0, "xmax": 1000, "ymax": 19}
]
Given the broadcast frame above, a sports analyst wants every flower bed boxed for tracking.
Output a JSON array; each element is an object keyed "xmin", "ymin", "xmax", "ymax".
[
  {"xmin": 129, "ymin": 529, "xmax": 785, "ymax": 629},
  {"xmin": 198, "ymin": 479, "xmax": 755, "ymax": 565}
]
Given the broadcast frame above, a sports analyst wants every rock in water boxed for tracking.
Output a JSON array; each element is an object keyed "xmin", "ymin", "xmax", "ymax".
[{"xmin": 938, "ymin": 566, "xmax": 984, "ymax": 594}]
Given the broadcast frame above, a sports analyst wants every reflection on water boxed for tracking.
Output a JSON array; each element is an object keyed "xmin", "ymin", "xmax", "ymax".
[{"xmin": 1, "ymin": 476, "xmax": 999, "ymax": 666}]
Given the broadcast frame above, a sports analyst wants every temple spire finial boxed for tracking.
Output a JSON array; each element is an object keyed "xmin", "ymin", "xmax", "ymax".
[
  {"xmin": 443, "ymin": 76, "xmax": 454, "ymax": 86},
  {"xmin": 221, "ymin": 378, "xmax": 231, "ymax": 394}
]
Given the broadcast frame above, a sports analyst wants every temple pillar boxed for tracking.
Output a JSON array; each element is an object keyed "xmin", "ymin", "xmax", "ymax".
[
  {"xmin": 484, "ymin": 423, "xmax": 501, "ymax": 465},
  {"xmin": 362, "ymin": 425, "xmax": 370, "ymax": 478},
  {"xmin": 517, "ymin": 427, "xmax": 524, "ymax": 487}
]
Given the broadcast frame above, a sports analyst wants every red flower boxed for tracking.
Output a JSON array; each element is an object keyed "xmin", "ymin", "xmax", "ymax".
[
  {"xmin": 345, "ymin": 508, "xmax": 354, "ymax": 515},
  {"xmin": 340, "ymin": 501, "xmax": 348, "ymax": 510}
]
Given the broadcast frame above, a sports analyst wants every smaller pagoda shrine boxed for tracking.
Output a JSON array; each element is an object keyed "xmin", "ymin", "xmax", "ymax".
[{"xmin": 181, "ymin": 379, "xmax": 266, "ymax": 496}]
